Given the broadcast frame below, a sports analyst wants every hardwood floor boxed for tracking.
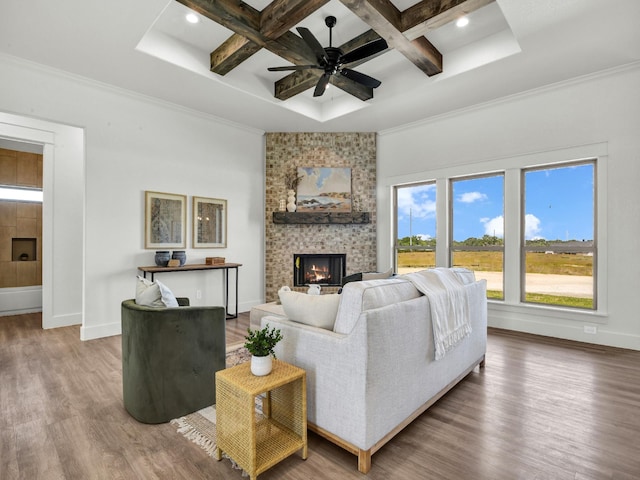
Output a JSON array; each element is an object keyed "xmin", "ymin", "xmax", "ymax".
[{"xmin": 1, "ymin": 312, "xmax": 639, "ymax": 479}]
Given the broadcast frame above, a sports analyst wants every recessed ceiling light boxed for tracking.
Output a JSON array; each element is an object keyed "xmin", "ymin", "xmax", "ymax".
[
  {"xmin": 186, "ymin": 13, "xmax": 199, "ymax": 24},
  {"xmin": 456, "ymin": 16, "xmax": 469, "ymax": 28}
]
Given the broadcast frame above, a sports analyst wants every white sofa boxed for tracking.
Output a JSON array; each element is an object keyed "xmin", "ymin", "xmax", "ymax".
[{"xmin": 260, "ymin": 268, "xmax": 487, "ymax": 473}]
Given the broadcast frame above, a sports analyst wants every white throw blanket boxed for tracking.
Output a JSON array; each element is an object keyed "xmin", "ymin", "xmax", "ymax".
[{"xmin": 401, "ymin": 269, "xmax": 472, "ymax": 360}]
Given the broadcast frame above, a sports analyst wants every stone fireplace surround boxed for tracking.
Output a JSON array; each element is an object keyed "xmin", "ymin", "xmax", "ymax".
[{"xmin": 265, "ymin": 132, "xmax": 377, "ymax": 302}]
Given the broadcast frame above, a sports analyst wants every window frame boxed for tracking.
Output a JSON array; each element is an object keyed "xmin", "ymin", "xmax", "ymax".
[
  {"xmin": 520, "ymin": 159, "xmax": 597, "ymax": 309},
  {"xmin": 449, "ymin": 172, "xmax": 505, "ymax": 300},
  {"xmin": 393, "ymin": 180, "xmax": 437, "ymax": 273},
  {"xmin": 390, "ymin": 146, "xmax": 605, "ymax": 318}
]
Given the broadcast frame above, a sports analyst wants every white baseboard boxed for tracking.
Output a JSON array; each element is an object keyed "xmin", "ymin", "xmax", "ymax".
[
  {"xmin": 0, "ymin": 308, "xmax": 42, "ymax": 316},
  {"xmin": 80, "ymin": 321, "xmax": 121, "ymax": 341},
  {"xmin": 44, "ymin": 312, "xmax": 82, "ymax": 329},
  {"xmin": 489, "ymin": 306, "xmax": 640, "ymax": 351},
  {"xmin": 0, "ymin": 286, "xmax": 42, "ymax": 315}
]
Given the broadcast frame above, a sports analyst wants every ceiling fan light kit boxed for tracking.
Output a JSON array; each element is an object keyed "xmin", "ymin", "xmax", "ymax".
[{"xmin": 268, "ymin": 16, "xmax": 388, "ymax": 98}]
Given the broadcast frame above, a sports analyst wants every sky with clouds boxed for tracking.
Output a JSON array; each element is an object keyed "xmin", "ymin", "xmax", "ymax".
[{"xmin": 397, "ymin": 163, "xmax": 594, "ymax": 242}]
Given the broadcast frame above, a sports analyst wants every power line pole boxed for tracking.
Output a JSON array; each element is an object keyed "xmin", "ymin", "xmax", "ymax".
[{"xmin": 409, "ymin": 208, "xmax": 412, "ymax": 246}]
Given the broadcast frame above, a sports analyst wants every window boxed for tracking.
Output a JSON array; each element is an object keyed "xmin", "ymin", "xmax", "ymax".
[
  {"xmin": 392, "ymin": 155, "xmax": 599, "ymax": 312},
  {"xmin": 522, "ymin": 161, "xmax": 596, "ymax": 309},
  {"xmin": 451, "ymin": 174, "xmax": 505, "ymax": 299},
  {"xmin": 394, "ymin": 182, "xmax": 436, "ymax": 274}
]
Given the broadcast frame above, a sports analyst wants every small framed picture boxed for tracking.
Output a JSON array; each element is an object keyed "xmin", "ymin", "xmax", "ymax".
[
  {"xmin": 145, "ymin": 191, "xmax": 186, "ymax": 249},
  {"xmin": 193, "ymin": 196, "xmax": 227, "ymax": 248}
]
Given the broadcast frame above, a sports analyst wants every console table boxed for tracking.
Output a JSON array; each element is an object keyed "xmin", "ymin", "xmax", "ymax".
[{"xmin": 137, "ymin": 263, "xmax": 242, "ymax": 319}]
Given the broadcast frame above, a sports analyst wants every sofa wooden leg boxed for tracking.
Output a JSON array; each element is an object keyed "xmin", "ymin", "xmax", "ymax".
[
  {"xmin": 479, "ymin": 355, "xmax": 486, "ymax": 369},
  {"xmin": 358, "ymin": 449, "xmax": 372, "ymax": 474}
]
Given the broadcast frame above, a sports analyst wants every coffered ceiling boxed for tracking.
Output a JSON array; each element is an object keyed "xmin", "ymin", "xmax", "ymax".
[{"xmin": 0, "ymin": 0, "xmax": 639, "ymax": 132}]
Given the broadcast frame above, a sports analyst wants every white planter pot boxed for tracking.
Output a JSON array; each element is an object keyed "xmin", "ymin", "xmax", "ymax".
[{"xmin": 250, "ymin": 355, "xmax": 273, "ymax": 376}]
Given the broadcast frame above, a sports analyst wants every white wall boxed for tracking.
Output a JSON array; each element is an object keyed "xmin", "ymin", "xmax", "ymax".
[
  {"xmin": 378, "ymin": 64, "xmax": 640, "ymax": 351},
  {"xmin": 0, "ymin": 54, "xmax": 266, "ymax": 340}
]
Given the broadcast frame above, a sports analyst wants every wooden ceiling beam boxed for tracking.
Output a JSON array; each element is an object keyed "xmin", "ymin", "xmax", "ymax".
[
  {"xmin": 180, "ymin": 0, "xmax": 494, "ymax": 100},
  {"xmin": 338, "ymin": 0, "xmax": 442, "ymax": 76},
  {"xmin": 210, "ymin": 34, "xmax": 262, "ymax": 76},
  {"xmin": 178, "ymin": 0, "xmax": 312, "ymax": 64},
  {"xmin": 208, "ymin": 0, "xmax": 328, "ymax": 75},
  {"xmin": 176, "ymin": 0, "xmax": 261, "ymax": 43},
  {"xmin": 274, "ymin": 71, "xmax": 374, "ymax": 102},
  {"xmin": 401, "ymin": 0, "xmax": 495, "ymax": 40},
  {"xmin": 275, "ymin": 70, "xmax": 323, "ymax": 100},
  {"xmin": 179, "ymin": 0, "xmax": 374, "ymax": 100},
  {"xmin": 260, "ymin": 0, "xmax": 330, "ymax": 38}
]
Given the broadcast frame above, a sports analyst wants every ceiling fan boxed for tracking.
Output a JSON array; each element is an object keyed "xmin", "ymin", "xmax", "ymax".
[{"xmin": 268, "ymin": 16, "xmax": 388, "ymax": 97}]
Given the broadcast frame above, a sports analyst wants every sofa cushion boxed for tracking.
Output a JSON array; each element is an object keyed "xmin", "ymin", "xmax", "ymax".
[
  {"xmin": 135, "ymin": 275, "xmax": 179, "ymax": 308},
  {"xmin": 278, "ymin": 288, "xmax": 340, "ymax": 330},
  {"xmin": 333, "ymin": 278, "xmax": 421, "ymax": 334},
  {"xmin": 250, "ymin": 302, "xmax": 286, "ymax": 330}
]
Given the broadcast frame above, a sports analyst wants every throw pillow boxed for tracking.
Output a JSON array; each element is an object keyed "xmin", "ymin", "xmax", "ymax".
[
  {"xmin": 278, "ymin": 287, "xmax": 340, "ymax": 330},
  {"xmin": 135, "ymin": 276, "xmax": 179, "ymax": 308},
  {"xmin": 342, "ymin": 267, "xmax": 394, "ymax": 286},
  {"xmin": 362, "ymin": 268, "xmax": 394, "ymax": 281}
]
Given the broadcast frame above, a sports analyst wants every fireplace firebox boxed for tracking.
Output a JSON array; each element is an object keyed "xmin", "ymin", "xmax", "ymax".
[{"xmin": 294, "ymin": 254, "xmax": 346, "ymax": 287}]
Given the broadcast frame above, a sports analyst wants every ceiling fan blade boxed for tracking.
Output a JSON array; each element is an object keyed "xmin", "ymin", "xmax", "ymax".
[
  {"xmin": 313, "ymin": 73, "xmax": 331, "ymax": 97},
  {"xmin": 340, "ymin": 38, "xmax": 388, "ymax": 65},
  {"xmin": 340, "ymin": 68, "xmax": 382, "ymax": 88},
  {"xmin": 268, "ymin": 65, "xmax": 322, "ymax": 72},
  {"xmin": 296, "ymin": 27, "xmax": 328, "ymax": 65}
]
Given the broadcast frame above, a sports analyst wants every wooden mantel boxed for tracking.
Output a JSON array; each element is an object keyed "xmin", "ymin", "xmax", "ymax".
[{"xmin": 272, "ymin": 212, "xmax": 370, "ymax": 224}]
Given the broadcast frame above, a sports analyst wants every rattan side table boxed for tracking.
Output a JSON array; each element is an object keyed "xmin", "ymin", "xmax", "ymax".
[{"xmin": 215, "ymin": 359, "xmax": 307, "ymax": 480}]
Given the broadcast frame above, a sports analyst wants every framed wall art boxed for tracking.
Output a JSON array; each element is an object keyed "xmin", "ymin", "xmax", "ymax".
[
  {"xmin": 296, "ymin": 167, "xmax": 352, "ymax": 212},
  {"xmin": 144, "ymin": 191, "xmax": 186, "ymax": 249},
  {"xmin": 193, "ymin": 196, "xmax": 227, "ymax": 248}
]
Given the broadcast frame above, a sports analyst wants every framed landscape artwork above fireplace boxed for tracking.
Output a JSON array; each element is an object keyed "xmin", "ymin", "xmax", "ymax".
[{"xmin": 296, "ymin": 167, "xmax": 351, "ymax": 213}]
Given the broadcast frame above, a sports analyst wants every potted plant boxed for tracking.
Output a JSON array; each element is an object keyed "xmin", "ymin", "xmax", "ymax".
[{"xmin": 244, "ymin": 324, "xmax": 283, "ymax": 376}]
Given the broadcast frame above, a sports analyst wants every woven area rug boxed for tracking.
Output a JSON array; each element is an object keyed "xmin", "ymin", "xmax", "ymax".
[{"xmin": 170, "ymin": 343, "xmax": 251, "ymax": 459}]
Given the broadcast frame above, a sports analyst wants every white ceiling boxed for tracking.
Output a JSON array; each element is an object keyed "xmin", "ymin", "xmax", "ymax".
[{"xmin": 1, "ymin": 0, "xmax": 638, "ymax": 133}]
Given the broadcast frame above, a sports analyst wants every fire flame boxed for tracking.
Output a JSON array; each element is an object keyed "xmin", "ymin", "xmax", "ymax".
[{"xmin": 306, "ymin": 263, "xmax": 330, "ymax": 283}]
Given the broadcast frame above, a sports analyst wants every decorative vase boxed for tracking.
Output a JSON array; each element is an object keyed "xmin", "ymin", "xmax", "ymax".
[
  {"xmin": 250, "ymin": 355, "xmax": 273, "ymax": 376},
  {"xmin": 307, "ymin": 284, "xmax": 321, "ymax": 295},
  {"xmin": 286, "ymin": 189, "xmax": 297, "ymax": 212},
  {"xmin": 172, "ymin": 250, "xmax": 187, "ymax": 266},
  {"xmin": 154, "ymin": 251, "xmax": 171, "ymax": 266}
]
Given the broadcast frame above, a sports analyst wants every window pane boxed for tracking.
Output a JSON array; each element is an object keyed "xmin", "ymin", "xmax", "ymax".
[
  {"xmin": 451, "ymin": 175, "xmax": 504, "ymax": 299},
  {"xmin": 452, "ymin": 251, "xmax": 504, "ymax": 300},
  {"xmin": 397, "ymin": 250, "xmax": 436, "ymax": 272},
  {"xmin": 523, "ymin": 162, "xmax": 595, "ymax": 309},
  {"xmin": 396, "ymin": 182, "xmax": 436, "ymax": 274}
]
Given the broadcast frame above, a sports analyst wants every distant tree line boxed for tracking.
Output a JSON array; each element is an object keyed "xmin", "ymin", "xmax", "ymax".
[
  {"xmin": 398, "ymin": 235, "xmax": 591, "ymax": 247},
  {"xmin": 397, "ymin": 236, "xmax": 437, "ymax": 248}
]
